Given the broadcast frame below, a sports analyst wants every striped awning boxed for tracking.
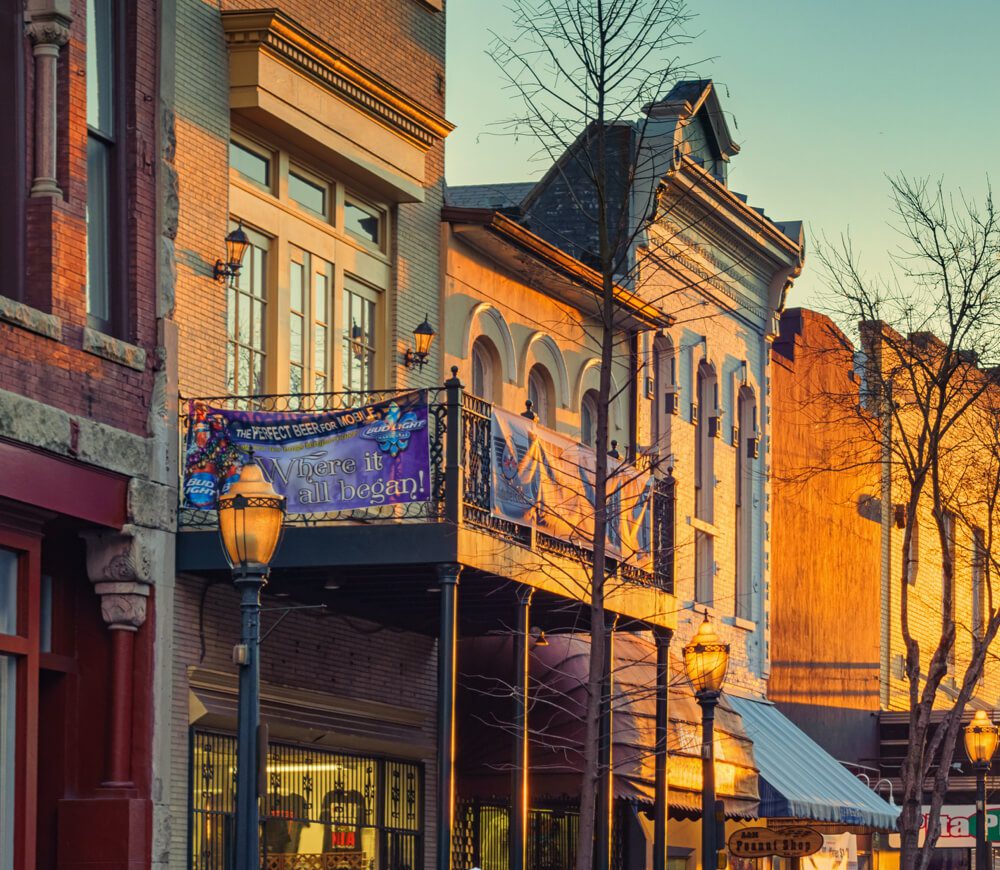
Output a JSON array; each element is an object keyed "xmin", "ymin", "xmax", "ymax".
[{"xmin": 727, "ymin": 695, "xmax": 899, "ymax": 831}]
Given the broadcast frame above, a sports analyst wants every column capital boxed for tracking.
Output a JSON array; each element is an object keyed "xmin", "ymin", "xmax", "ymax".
[
  {"xmin": 435, "ymin": 562, "xmax": 462, "ymax": 584},
  {"xmin": 82, "ymin": 525, "xmax": 155, "ymax": 631},
  {"xmin": 25, "ymin": 15, "xmax": 70, "ymax": 48}
]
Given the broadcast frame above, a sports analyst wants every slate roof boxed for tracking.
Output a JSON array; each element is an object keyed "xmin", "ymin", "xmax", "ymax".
[{"xmin": 445, "ymin": 182, "xmax": 535, "ymax": 210}]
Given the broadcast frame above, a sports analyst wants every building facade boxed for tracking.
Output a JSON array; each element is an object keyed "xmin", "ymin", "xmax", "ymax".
[{"xmin": 0, "ymin": 0, "xmax": 173, "ymax": 868}]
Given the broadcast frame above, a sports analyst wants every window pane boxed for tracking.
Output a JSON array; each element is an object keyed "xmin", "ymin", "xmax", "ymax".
[
  {"xmin": 289, "ymin": 171, "xmax": 327, "ymax": 216},
  {"xmin": 86, "ymin": 0, "xmax": 114, "ymax": 136},
  {"xmin": 40, "ymin": 574, "xmax": 53, "ymax": 654},
  {"xmin": 86, "ymin": 135, "xmax": 111, "ymax": 327},
  {"xmin": 0, "ymin": 656, "xmax": 14, "ymax": 870},
  {"xmin": 345, "ymin": 201, "xmax": 381, "ymax": 245},
  {"xmin": 0, "ymin": 550, "xmax": 15, "ymax": 635},
  {"xmin": 229, "ymin": 140, "xmax": 270, "ymax": 187},
  {"xmin": 290, "ymin": 314, "xmax": 303, "ymax": 364},
  {"xmin": 290, "ymin": 260, "xmax": 304, "ymax": 311}
]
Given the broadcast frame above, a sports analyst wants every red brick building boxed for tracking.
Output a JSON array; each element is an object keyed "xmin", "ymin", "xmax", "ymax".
[{"xmin": 0, "ymin": 0, "xmax": 170, "ymax": 868}]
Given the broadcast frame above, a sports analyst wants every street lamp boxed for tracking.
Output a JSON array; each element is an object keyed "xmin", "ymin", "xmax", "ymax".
[
  {"xmin": 684, "ymin": 614, "xmax": 730, "ymax": 870},
  {"xmin": 217, "ymin": 460, "xmax": 286, "ymax": 870},
  {"xmin": 965, "ymin": 709, "xmax": 998, "ymax": 870}
]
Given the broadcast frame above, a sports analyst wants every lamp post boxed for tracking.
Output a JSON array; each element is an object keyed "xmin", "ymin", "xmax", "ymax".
[
  {"xmin": 683, "ymin": 614, "xmax": 730, "ymax": 870},
  {"xmin": 217, "ymin": 461, "xmax": 286, "ymax": 870},
  {"xmin": 965, "ymin": 709, "xmax": 999, "ymax": 870}
]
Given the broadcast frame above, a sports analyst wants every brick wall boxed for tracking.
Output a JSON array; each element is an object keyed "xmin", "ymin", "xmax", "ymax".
[{"xmin": 3, "ymin": 0, "xmax": 159, "ymax": 437}]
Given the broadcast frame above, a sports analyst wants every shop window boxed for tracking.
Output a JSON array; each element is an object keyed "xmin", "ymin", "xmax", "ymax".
[
  {"xmin": 226, "ymin": 224, "xmax": 269, "ymax": 398},
  {"xmin": 190, "ymin": 729, "xmax": 422, "ymax": 870}
]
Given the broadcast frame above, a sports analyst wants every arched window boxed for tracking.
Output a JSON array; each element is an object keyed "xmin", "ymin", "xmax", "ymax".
[
  {"xmin": 735, "ymin": 387, "xmax": 756, "ymax": 620},
  {"xmin": 694, "ymin": 362, "xmax": 717, "ymax": 603},
  {"xmin": 652, "ymin": 336, "xmax": 675, "ymax": 455},
  {"xmin": 471, "ymin": 336, "xmax": 500, "ymax": 402},
  {"xmin": 527, "ymin": 364, "xmax": 555, "ymax": 428},
  {"xmin": 581, "ymin": 389, "xmax": 600, "ymax": 448}
]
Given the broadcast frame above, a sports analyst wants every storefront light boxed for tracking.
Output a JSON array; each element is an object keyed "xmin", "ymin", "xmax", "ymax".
[
  {"xmin": 217, "ymin": 461, "xmax": 286, "ymax": 571},
  {"xmin": 965, "ymin": 709, "xmax": 999, "ymax": 766},
  {"xmin": 683, "ymin": 613, "xmax": 730, "ymax": 696}
]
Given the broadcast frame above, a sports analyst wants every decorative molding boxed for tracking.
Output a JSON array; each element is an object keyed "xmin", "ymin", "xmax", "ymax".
[
  {"xmin": 0, "ymin": 294, "xmax": 62, "ymax": 340},
  {"xmin": 222, "ymin": 10, "xmax": 453, "ymax": 151},
  {"xmin": 83, "ymin": 525, "xmax": 155, "ymax": 630},
  {"xmin": 82, "ymin": 327, "xmax": 147, "ymax": 371}
]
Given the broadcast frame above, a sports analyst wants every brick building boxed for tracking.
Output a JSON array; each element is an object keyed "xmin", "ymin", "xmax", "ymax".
[{"xmin": 0, "ymin": 0, "xmax": 173, "ymax": 868}]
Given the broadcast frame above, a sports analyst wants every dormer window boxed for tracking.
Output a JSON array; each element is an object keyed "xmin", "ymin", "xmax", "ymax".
[{"xmin": 681, "ymin": 112, "xmax": 725, "ymax": 184}]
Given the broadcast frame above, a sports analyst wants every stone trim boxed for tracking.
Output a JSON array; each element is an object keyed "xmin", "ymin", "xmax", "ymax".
[
  {"xmin": 82, "ymin": 327, "xmax": 148, "ymax": 371},
  {"xmin": 0, "ymin": 294, "xmax": 62, "ymax": 340},
  {"xmin": 83, "ymin": 525, "xmax": 156, "ymax": 630},
  {"xmin": 222, "ymin": 10, "xmax": 453, "ymax": 151}
]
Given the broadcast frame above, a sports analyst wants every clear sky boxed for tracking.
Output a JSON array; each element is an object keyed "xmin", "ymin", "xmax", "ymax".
[{"xmin": 445, "ymin": 0, "xmax": 1000, "ymax": 308}]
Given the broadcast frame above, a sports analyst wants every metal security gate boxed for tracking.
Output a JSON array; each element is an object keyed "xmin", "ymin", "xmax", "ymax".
[
  {"xmin": 454, "ymin": 801, "xmax": 582, "ymax": 870},
  {"xmin": 190, "ymin": 729, "xmax": 423, "ymax": 870}
]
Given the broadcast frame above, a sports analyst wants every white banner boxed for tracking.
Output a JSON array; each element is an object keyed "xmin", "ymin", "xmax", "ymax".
[{"xmin": 489, "ymin": 407, "xmax": 652, "ymax": 564}]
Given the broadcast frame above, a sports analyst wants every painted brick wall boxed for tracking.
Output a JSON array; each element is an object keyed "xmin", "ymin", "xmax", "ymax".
[{"xmin": 2, "ymin": 0, "xmax": 159, "ymax": 436}]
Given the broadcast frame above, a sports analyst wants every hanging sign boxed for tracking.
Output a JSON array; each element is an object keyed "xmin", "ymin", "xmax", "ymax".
[
  {"xmin": 183, "ymin": 391, "xmax": 431, "ymax": 513},
  {"xmin": 728, "ymin": 826, "xmax": 824, "ymax": 859}
]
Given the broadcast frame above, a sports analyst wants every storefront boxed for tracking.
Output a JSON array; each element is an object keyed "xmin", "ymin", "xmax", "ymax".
[{"xmin": 191, "ymin": 729, "xmax": 423, "ymax": 870}]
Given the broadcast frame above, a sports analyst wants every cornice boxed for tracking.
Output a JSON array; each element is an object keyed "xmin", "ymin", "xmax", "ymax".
[{"xmin": 222, "ymin": 10, "xmax": 454, "ymax": 152}]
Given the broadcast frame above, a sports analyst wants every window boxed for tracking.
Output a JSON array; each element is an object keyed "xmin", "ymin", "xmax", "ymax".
[
  {"xmin": 1, "ymin": 0, "xmax": 25, "ymax": 301},
  {"xmin": 973, "ymin": 528, "xmax": 987, "ymax": 643},
  {"xmin": 694, "ymin": 363, "xmax": 717, "ymax": 604},
  {"xmin": 527, "ymin": 365, "xmax": 554, "ymax": 428},
  {"xmin": 651, "ymin": 336, "xmax": 675, "ymax": 454},
  {"xmin": 289, "ymin": 167, "xmax": 329, "ymax": 217},
  {"xmin": 191, "ymin": 730, "xmax": 423, "ymax": 870},
  {"xmin": 345, "ymin": 198, "xmax": 382, "ymax": 247},
  {"xmin": 471, "ymin": 337, "xmax": 498, "ymax": 403},
  {"xmin": 0, "ymin": 653, "xmax": 13, "ymax": 870},
  {"xmin": 228, "ymin": 134, "xmax": 389, "ymax": 397},
  {"xmin": 289, "ymin": 247, "xmax": 334, "ymax": 399},
  {"xmin": 735, "ymin": 388, "xmax": 755, "ymax": 621},
  {"xmin": 226, "ymin": 226, "xmax": 269, "ymax": 397},
  {"xmin": 343, "ymin": 281, "xmax": 377, "ymax": 392},
  {"xmin": 229, "ymin": 139, "xmax": 271, "ymax": 188},
  {"xmin": 86, "ymin": 0, "xmax": 122, "ymax": 334},
  {"xmin": 906, "ymin": 517, "xmax": 919, "ymax": 585},
  {"xmin": 943, "ymin": 511, "xmax": 956, "ymax": 672},
  {"xmin": 581, "ymin": 390, "xmax": 600, "ymax": 449}
]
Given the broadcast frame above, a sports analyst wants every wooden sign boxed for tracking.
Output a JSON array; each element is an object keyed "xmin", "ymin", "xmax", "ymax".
[{"xmin": 728, "ymin": 826, "xmax": 824, "ymax": 858}]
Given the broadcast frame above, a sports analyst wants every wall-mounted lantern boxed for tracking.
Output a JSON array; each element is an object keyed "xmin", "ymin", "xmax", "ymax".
[
  {"xmin": 213, "ymin": 224, "xmax": 251, "ymax": 284},
  {"xmin": 403, "ymin": 316, "xmax": 436, "ymax": 368}
]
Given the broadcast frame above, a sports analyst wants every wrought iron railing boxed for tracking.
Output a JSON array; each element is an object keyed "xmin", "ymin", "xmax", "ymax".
[{"xmin": 177, "ymin": 376, "xmax": 676, "ymax": 592}]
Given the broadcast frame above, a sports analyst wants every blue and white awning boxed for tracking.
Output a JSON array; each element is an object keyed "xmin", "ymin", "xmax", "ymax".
[{"xmin": 728, "ymin": 695, "xmax": 899, "ymax": 831}]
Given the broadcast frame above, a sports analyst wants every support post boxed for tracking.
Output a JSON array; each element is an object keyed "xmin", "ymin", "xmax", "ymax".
[
  {"xmin": 444, "ymin": 367, "xmax": 464, "ymax": 524},
  {"xmin": 510, "ymin": 588, "xmax": 533, "ymax": 870},
  {"xmin": 697, "ymin": 691, "xmax": 720, "ymax": 870},
  {"xmin": 234, "ymin": 570, "xmax": 266, "ymax": 870},
  {"xmin": 436, "ymin": 563, "xmax": 462, "ymax": 870},
  {"xmin": 977, "ymin": 764, "xmax": 988, "ymax": 870},
  {"xmin": 596, "ymin": 613, "xmax": 617, "ymax": 870},
  {"xmin": 652, "ymin": 627, "xmax": 672, "ymax": 870}
]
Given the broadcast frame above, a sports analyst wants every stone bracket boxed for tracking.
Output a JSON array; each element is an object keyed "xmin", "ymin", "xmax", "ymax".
[{"xmin": 83, "ymin": 525, "xmax": 155, "ymax": 630}]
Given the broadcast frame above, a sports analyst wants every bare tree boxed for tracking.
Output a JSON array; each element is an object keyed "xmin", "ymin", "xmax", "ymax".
[
  {"xmin": 485, "ymin": 3, "xmax": 702, "ymax": 867},
  {"xmin": 818, "ymin": 176, "xmax": 1000, "ymax": 870}
]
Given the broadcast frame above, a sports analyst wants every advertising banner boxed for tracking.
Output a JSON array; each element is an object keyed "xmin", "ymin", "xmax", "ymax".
[
  {"xmin": 888, "ymin": 805, "xmax": 1000, "ymax": 848},
  {"xmin": 489, "ymin": 406, "xmax": 652, "ymax": 562},
  {"xmin": 183, "ymin": 391, "xmax": 431, "ymax": 513}
]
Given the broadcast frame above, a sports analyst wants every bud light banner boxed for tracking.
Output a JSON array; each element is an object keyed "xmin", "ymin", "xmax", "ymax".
[
  {"xmin": 490, "ymin": 407, "xmax": 652, "ymax": 564},
  {"xmin": 183, "ymin": 392, "xmax": 431, "ymax": 513}
]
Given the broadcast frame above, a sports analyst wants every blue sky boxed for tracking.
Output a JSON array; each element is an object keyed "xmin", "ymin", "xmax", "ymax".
[{"xmin": 445, "ymin": 1, "xmax": 1000, "ymax": 308}]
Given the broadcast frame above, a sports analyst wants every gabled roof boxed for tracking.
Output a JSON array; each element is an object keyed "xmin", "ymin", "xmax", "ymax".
[{"xmin": 644, "ymin": 78, "xmax": 739, "ymax": 160}]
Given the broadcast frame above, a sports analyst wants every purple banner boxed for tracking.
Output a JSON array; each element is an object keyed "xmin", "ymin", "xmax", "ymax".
[{"xmin": 183, "ymin": 392, "xmax": 431, "ymax": 513}]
